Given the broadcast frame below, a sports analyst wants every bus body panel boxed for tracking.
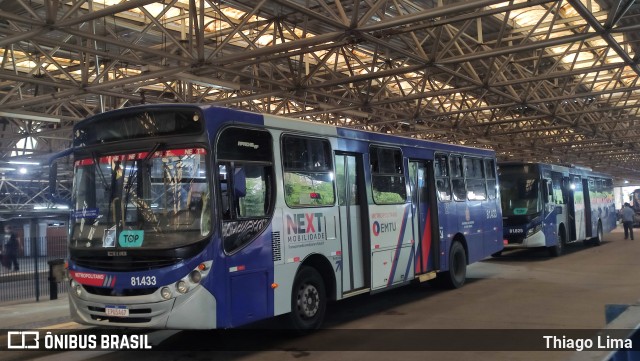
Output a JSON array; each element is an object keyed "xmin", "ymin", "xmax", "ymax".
[
  {"xmin": 463, "ymin": 200, "xmax": 484, "ymax": 264},
  {"xmin": 221, "ymin": 224, "xmax": 276, "ymax": 328},
  {"xmin": 437, "ymin": 202, "xmax": 455, "ymax": 270},
  {"xmin": 204, "ymin": 106, "xmax": 279, "ymax": 328},
  {"xmin": 483, "ymin": 197, "xmax": 503, "ymax": 255},
  {"xmin": 64, "ymin": 105, "xmax": 503, "ymax": 329},
  {"xmin": 369, "ymin": 204, "xmax": 413, "ymax": 289}
]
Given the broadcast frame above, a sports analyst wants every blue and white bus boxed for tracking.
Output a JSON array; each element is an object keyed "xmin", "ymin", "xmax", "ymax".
[
  {"xmin": 498, "ymin": 162, "xmax": 616, "ymax": 257},
  {"xmin": 55, "ymin": 105, "xmax": 503, "ymax": 330}
]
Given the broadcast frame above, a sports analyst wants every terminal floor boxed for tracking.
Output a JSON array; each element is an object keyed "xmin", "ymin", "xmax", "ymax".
[{"xmin": 1, "ymin": 225, "xmax": 639, "ymax": 361}]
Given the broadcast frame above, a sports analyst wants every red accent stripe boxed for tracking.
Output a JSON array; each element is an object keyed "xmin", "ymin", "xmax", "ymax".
[
  {"xmin": 420, "ymin": 207, "xmax": 432, "ymax": 273},
  {"xmin": 75, "ymin": 148, "xmax": 207, "ymax": 166},
  {"xmin": 70, "ymin": 270, "xmax": 107, "ymax": 287}
]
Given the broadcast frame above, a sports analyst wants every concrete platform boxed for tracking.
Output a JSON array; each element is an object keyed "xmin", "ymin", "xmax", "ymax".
[{"xmin": 0, "ymin": 297, "xmax": 72, "ymax": 330}]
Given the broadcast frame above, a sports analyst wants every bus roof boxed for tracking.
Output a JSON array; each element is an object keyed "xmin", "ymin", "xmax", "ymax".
[
  {"xmin": 75, "ymin": 104, "xmax": 496, "ymax": 157},
  {"xmin": 499, "ymin": 161, "xmax": 612, "ymax": 179}
]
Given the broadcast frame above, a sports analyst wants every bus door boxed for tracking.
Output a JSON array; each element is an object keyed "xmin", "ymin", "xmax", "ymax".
[
  {"xmin": 335, "ymin": 153, "xmax": 370, "ymax": 294},
  {"xmin": 582, "ymin": 178, "xmax": 593, "ymax": 238},
  {"xmin": 572, "ymin": 175, "xmax": 586, "ymax": 240},
  {"xmin": 409, "ymin": 160, "xmax": 440, "ymax": 274},
  {"xmin": 563, "ymin": 176, "xmax": 576, "ymax": 241},
  {"xmin": 566, "ymin": 174, "xmax": 586, "ymax": 241}
]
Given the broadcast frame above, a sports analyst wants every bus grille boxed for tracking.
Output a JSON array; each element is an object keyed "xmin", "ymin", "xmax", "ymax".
[
  {"xmin": 505, "ymin": 235, "xmax": 525, "ymax": 244},
  {"xmin": 88, "ymin": 306, "xmax": 153, "ymax": 323},
  {"xmin": 90, "ymin": 315, "xmax": 151, "ymax": 323},
  {"xmin": 84, "ymin": 286, "xmax": 157, "ymax": 296},
  {"xmin": 272, "ymin": 232, "xmax": 282, "ymax": 261},
  {"xmin": 73, "ymin": 257, "xmax": 180, "ymax": 271}
]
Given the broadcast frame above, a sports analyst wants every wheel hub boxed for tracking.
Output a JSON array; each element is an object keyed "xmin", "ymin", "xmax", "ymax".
[{"xmin": 298, "ymin": 284, "xmax": 319, "ymax": 318}]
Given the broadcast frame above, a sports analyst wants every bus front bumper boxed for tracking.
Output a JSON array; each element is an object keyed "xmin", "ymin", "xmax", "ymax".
[
  {"xmin": 69, "ymin": 284, "xmax": 217, "ymax": 329},
  {"xmin": 504, "ymin": 230, "xmax": 546, "ymax": 248}
]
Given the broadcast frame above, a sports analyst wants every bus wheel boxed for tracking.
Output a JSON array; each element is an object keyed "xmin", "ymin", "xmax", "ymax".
[
  {"xmin": 289, "ymin": 266, "xmax": 326, "ymax": 331},
  {"xmin": 548, "ymin": 232, "xmax": 565, "ymax": 257},
  {"xmin": 438, "ymin": 241, "xmax": 467, "ymax": 289}
]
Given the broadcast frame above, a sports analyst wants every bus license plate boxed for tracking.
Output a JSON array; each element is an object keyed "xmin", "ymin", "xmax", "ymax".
[{"xmin": 105, "ymin": 305, "xmax": 129, "ymax": 317}]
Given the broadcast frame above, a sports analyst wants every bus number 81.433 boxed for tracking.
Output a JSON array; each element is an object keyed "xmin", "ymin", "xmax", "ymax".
[{"xmin": 131, "ymin": 276, "xmax": 157, "ymax": 286}]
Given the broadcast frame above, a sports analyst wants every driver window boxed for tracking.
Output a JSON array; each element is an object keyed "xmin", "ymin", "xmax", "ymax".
[{"xmin": 216, "ymin": 127, "xmax": 274, "ymax": 254}]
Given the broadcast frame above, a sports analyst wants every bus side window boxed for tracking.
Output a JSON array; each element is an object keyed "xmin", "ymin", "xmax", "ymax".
[
  {"xmin": 552, "ymin": 173, "xmax": 564, "ymax": 204},
  {"xmin": 485, "ymin": 158, "xmax": 497, "ymax": 200},
  {"xmin": 465, "ymin": 157, "xmax": 486, "ymax": 201},
  {"xmin": 369, "ymin": 146, "xmax": 406, "ymax": 204},
  {"xmin": 450, "ymin": 155, "xmax": 466, "ymax": 201},
  {"xmin": 543, "ymin": 180, "xmax": 553, "ymax": 203},
  {"xmin": 218, "ymin": 164, "xmax": 231, "ymax": 219},
  {"xmin": 282, "ymin": 135, "xmax": 335, "ymax": 207},
  {"xmin": 435, "ymin": 153, "xmax": 451, "ymax": 201},
  {"xmin": 436, "ymin": 179, "xmax": 451, "ymax": 200},
  {"xmin": 216, "ymin": 127, "xmax": 274, "ymax": 254}
]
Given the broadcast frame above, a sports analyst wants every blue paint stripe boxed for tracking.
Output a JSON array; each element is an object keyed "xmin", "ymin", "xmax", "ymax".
[
  {"xmin": 403, "ymin": 243, "xmax": 415, "ymax": 284},
  {"xmin": 387, "ymin": 206, "xmax": 409, "ymax": 287}
]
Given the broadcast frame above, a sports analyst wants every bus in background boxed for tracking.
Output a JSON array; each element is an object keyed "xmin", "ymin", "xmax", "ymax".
[
  {"xmin": 52, "ymin": 105, "xmax": 503, "ymax": 330},
  {"xmin": 498, "ymin": 162, "xmax": 616, "ymax": 257},
  {"xmin": 630, "ymin": 189, "xmax": 640, "ymax": 225}
]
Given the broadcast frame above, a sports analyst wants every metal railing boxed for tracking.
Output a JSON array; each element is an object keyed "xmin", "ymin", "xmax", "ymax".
[{"xmin": 0, "ymin": 236, "xmax": 68, "ymax": 303}]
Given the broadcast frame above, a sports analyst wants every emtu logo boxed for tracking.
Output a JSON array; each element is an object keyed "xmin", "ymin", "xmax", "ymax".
[{"xmin": 372, "ymin": 221, "xmax": 396, "ymax": 236}]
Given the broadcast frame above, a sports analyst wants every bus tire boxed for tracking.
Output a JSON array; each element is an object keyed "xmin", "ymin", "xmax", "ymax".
[
  {"xmin": 437, "ymin": 241, "xmax": 467, "ymax": 289},
  {"xmin": 289, "ymin": 266, "xmax": 326, "ymax": 331},
  {"xmin": 548, "ymin": 230, "xmax": 565, "ymax": 257}
]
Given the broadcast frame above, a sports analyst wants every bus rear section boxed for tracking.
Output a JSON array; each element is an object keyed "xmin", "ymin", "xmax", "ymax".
[{"xmin": 499, "ymin": 162, "xmax": 615, "ymax": 257}]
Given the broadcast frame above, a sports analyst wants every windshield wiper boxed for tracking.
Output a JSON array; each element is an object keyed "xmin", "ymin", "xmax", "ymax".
[
  {"xmin": 122, "ymin": 143, "xmax": 163, "ymax": 230},
  {"xmin": 124, "ymin": 143, "xmax": 162, "ymax": 201},
  {"xmin": 92, "ymin": 152, "xmax": 110, "ymax": 192}
]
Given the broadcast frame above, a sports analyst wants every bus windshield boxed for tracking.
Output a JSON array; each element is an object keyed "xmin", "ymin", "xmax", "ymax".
[
  {"xmin": 499, "ymin": 175, "xmax": 542, "ymax": 217},
  {"xmin": 70, "ymin": 147, "xmax": 211, "ymax": 250}
]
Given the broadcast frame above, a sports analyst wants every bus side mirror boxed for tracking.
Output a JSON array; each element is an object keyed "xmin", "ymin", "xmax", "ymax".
[
  {"xmin": 48, "ymin": 147, "xmax": 73, "ymax": 205},
  {"xmin": 234, "ymin": 167, "xmax": 246, "ymax": 197}
]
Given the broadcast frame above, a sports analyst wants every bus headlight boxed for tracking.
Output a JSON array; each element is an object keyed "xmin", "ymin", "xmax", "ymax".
[
  {"xmin": 161, "ymin": 287, "xmax": 172, "ymax": 300},
  {"xmin": 74, "ymin": 283, "xmax": 82, "ymax": 297},
  {"xmin": 527, "ymin": 223, "xmax": 543, "ymax": 237},
  {"xmin": 167, "ymin": 261, "xmax": 211, "ymax": 298},
  {"xmin": 189, "ymin": 270, "xmax": 202, "ymax": 284},
  {"xmin": 176, "ymin": 280, "xmax": 189, "ymax": 294}
]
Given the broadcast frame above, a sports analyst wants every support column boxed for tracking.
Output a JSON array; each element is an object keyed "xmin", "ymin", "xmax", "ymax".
[
  {"xmin": 38, "ymin": 221, "xmax": 48, "ymax": 256},
  {"xmin": 22, "ymin": 223, "xmax": 32, "ymax": 256}
]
